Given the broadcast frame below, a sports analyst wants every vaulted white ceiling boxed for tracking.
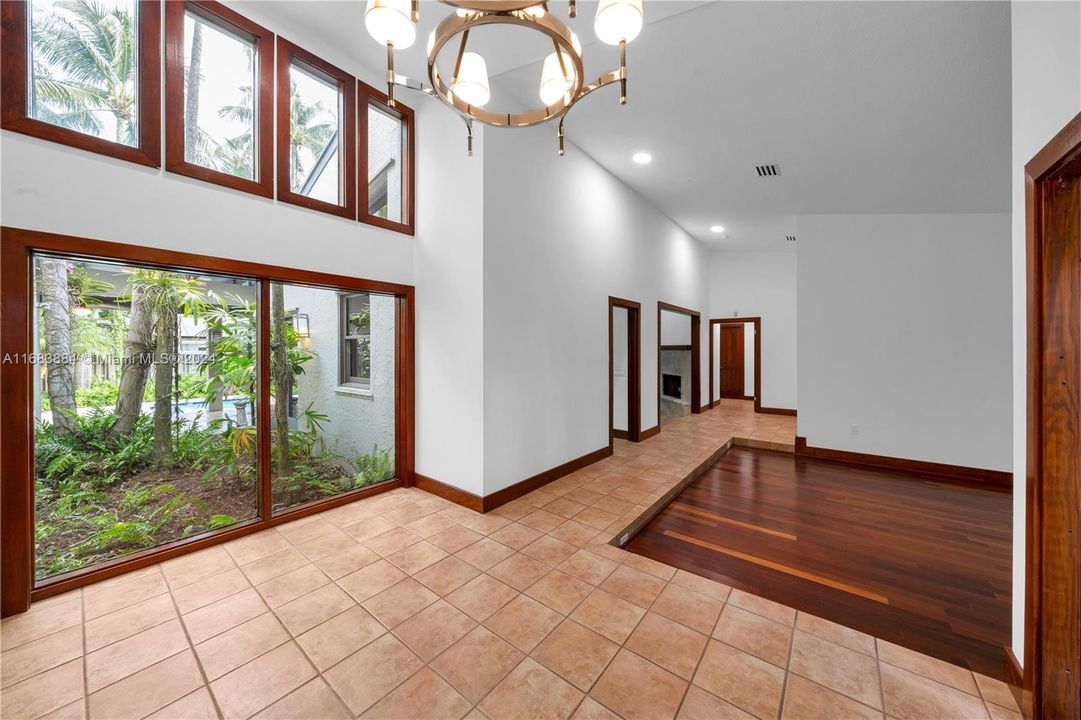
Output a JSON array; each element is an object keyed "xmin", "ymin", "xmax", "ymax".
[{"xmin": 246, "ymin": 1, "xmax": 1012, "ymax": 252}]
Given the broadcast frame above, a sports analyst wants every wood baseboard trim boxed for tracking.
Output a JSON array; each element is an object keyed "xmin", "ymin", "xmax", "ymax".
[
  {"xmin": 414, "ymin": 473, "xmax": 483, "ymax": 513},
  {"xmin": 609, "ymin": 438, "xmax": 735, "ymax": 548},
  {"xmin": 757, "ymin": 406, "xmax": 797, "ymax": 416},
  {"xmin": 483, "ymin": 446, "xmax": 612, "ymax": 512},
  {"xmin": 612, "ymin": 429, "xmax": 630, "ymax": 440},
  {"xmin": 1002, "ymin": 647, "xmax": 1028, "ymax": 719},
  {"xmin": 794, "ymin": 437, "xmax": 1012, "ymax": 491},
  {"xmin": 640, "ymin": 425, "xmax": 660, "ymax": 440}
]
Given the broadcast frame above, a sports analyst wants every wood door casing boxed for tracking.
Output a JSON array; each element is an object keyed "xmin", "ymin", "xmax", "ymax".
[{"xmin": 719, "ymin": 324, "xmax": 745, "ymax": 398}]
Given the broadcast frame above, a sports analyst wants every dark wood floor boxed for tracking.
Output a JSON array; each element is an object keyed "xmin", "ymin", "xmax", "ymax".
[{"xmin": 626, "ymin": 447, "xmax": 1012, "ymax": 679}]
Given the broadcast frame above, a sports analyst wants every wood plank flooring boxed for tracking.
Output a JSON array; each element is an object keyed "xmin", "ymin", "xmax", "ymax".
[{"xmin": 626, "ymin": 446, "xmax": 1012, "ymax": 680}]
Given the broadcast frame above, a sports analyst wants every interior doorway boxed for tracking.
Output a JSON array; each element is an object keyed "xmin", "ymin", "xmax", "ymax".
[
  {"xmin": 1024, "ymin": 112, "xmax": 1081, "ymax": 720},
  {"xmin": 657, "ymin": 302, "xmax": 701, "ymax": 427},
  {"xmin": 709, "ymin": 317, "xmax": 761, "ymax": 409},
  {"xmin": 609, "ymin": 297, "xmax": 641, "ymax": 444}
]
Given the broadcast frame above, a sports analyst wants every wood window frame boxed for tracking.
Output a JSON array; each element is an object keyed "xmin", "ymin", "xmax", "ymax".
[
  {"xmin": 165, "ymin": 1, "xmax": 273, "ymax": 196},
  {"xmin": 275, "ymin": 37, "xmax": 357, "ymax": 220},
  {"xmin": 0, "ymin": 225, "xmax": 415, "ymax": 617},
  {"xmin": 358, "ymin": 82, "xmax": 416, "ymax": 236},
  {"xmin": 339, "ymin": 292, "xmax": 372, "ymax": 388},
  {"xmin": 609, "ymin": 297, "xmax": 641, "ymax": 445},
  {"xmin": 708, "ymin": 317, "xmax": 761, "ymax": 409},
  {"xmin": 656, "ymin": 301, "xmax": 702, "ymax": 432},
  {"xmin": 0, "ymin": 0, "xmax": 161, "ymax": 167}
]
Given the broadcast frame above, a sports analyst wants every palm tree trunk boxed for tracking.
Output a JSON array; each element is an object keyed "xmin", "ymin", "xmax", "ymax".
[
  {"xmin": 39, "ymin": 259, "xmax": 77, "ymax": 433},
  {"xmin": 114, "ymin": 284, "xmax": 154, "ymax": 436},
  {"xmin": 152, "ymin": 298, "xmax": 178, "ymax": 462},
  {"xmin": 184, "ymin": 21, "xmax": 203, "ymax": 159},
  {"xmin": 271, "ymin": 284, "xmax": 291, "ymax": 473}
]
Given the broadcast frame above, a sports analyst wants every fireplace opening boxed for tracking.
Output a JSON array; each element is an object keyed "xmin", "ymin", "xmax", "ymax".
[{"xmin": 662, "ymin": 373, "xmax": 682, "ymax": 399}]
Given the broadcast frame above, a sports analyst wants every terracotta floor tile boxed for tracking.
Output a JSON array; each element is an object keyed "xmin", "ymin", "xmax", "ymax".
[
  {"xmin": 296, "ymin": 605, "xmax": 385, "ymax": 671},
  {"xmin": 362, "ymin": 578, "xmax": 439, "ymax": 629},
  {"xmin": 210, "ymin": 641, "xmax": 316, "ymax": 719},
  {"xmin": 295, "ymin": 529, "xmax": 357, "ymax": 562},
  {"xmin": 713, "ymin": 604, "xmax": 792, "ymax": 668},
  {"xmin": 277, "ymin": 516, "xmax": 338, "ymax": 546},
  {"xmin": 183, "ymin": 587, "xmax": 268, "ymax": 645},
  {"xmin": 591, "ymin": 649, "xmax": 688, "ymax": 720},
  {"xmin": 525, "ymin": 570, "xmax": 594, "ymax": 615},
  {"xmin": 572, "ymin": 697, "xmax": 622, "ymax": 720},
  {"xmin": 489, "ymin": 553, "xmax": 553, "ymax": 591},
  {"xmin": 460, "ymin": 512, "xmax": 514, "ymax": 535},
  {"xmin": 558, "ymin": 549, "xmax": 619, "ymax": 586},
  {"xmin": 430, "ymin": 626, "xmax": 524, "ymax": 703},
  {"xmin": 598, "ymin": 564, "xmax": 667, "ymax": 608},
  {"xmin": 429, "ymin": 525, "xmax": 486, "ymax": 553},
  {"xmin": 239, "ymin": 548, "xmax": 309, "ymax": 587},
  {"xmin": 795, "ymin": 612, "xmax": 875, "ymax": 657},
  {"xmin": 414, "ymin": 555, "xmax": 482, "ymax": 596},
  {"xmin": 194, "ymin": 612, "xmax": 289, "ymax": 680},
  {"xmin": 625, "ymin": 612, "xmax": 708, "ymax": 680},
  {"xmin": 479, "ymin": 658, "xmax": 584, "ymax": 720},
  {"xmin": 364, "ymin": 527, "xmax": 423, "ymax": 557},
  {"xmin": 2, "ymin": 658, "xmax": 84, "ymax": 720},
  {"xmin": 677, "ymin": 685, "xmax": 756, "ymax": 719},
  {"xmin": 790, "ymin": 631, "xmax": 881, "ymax": 709},
  {"xmin": 145, "ymin": 687, "xmax": 218, "ymax": 720},
  {"xmin": 88, "ymin": 650, "xmax": 203, "ymax": 720},
  {"xmin": 403, "ymin": 512, "xmax": 459, "ymax": 539},
  {"xmin": 455, "ymin": 537, "xmax": 516, "ymax": 570},
  {"xmin": 548, "ymin": 520, "xmax": 603, "ymax": 547},
  {"xmin": 324, "ymin": 634, "xmax": 425, "ymax": 715},
  {"xmin": 974, "ymin": 673, "xmax": 1020, "ymax": 711},
  {"xmin": 670, "ymin": 570, "xmax": 731, "ymax": 602},
  {"xmin": 1, "ymin": 625, "xmax": 83, "ymax": 688},
  {"xmin": 880, "ymin": 663, "xmax": 990, "ymax": 720},
  {"xmin": 336, "ymin": 559, "xmax": 408, "ymax": 603},
  {"xmin": 572, "ymin": 506, "xmax": 621, "ymax": 532},
  {"xmin": 570, "ymin": 589, "xmax": 646, "ymax": 644},
  {"xmin": 519, "ymin": 509, "xmax": 567, "ymax": 533},
  {"xmin": 693, "ymin": 640, "xmax": 785, "ymax": 720},
  {"xmin": 522, "ymin": 536, "xmax": 580, "ymax": 567},
  {"xmin": 781, "ymin": 674, "xmax": 883, "ymax": 720},
  {"xmin": 2, "ymin": 596, "xmax": 82, "ymax": 650},
  {"xmin": 360, "ymin": 667, "xmax": 471, "ymax": 720},
  {"xmin": 385, "ymin": 540, "xmax": 450, "ymax": 575},
  {"xmin": 877, "ymin": 638, "xmax": 979, "ymax": 695},
  {"xmin": 531, "ymin": 619, "xmax": 619, "ymax": 691},
  {"xmin": 86, "ymin": 618, "xmax": 189, "ymax": 692},
  {"xmin": 162, "ymin": 547, "xmax": 235, "ymax": 589},
  {"xmin": 224, "ymin": 530, "xmax": 292, "ymax": 567},
  {"xmin": 486, "ymin": 595, "xmax": 563, "ymax": 652},
  {"xmin": 83, "ymin": 571, "xmax": 168, "ymax": 620},
  {"xmin": 543, "ymin": 497, "xmax": 588, "ymax": 520},
  {"xmin": 393, "ymin": 600, "xmax": 477, "ymax": 661},
  {"xmin": 986, "ymin": 703, "xmax": 1023, "ymax": 720},
  {"xmin": 274, "ymin": 582, "xmax": 355, "ymax": 636},
  {"xmin": 314, "ymin": 543, "xmax": 381, "ymax": 580},
  {"xmin": 256, "ymin": 564, "xmax": 330, "ymax": 608},
  {"xmin": 651, "ymin": 582, "xmax": 724, "ymax": 636},
  {"xmin": 727, "ymin": 590, "xmax": 795, "ymax": 627},
  {"xmin": 446, "ymin": 574, "xmax": 520, "ymax": 622},
  {"xmin": 489, "ymin": 523, "xmax": 544, "ymax": 550},
  {"xmin": 251, "ymin": 678, "xmax": 351, "ymax": 720},
  {"xmin": 340, "ymin": 515, "xmax": 398, "ymax": 543},
  {"xmin": 172, "ymin": 568, "xmax": 251, "ymax": 614},
  {"xmin": 622, "ymin": 553, "xmax": 677, "ymax": 581}
]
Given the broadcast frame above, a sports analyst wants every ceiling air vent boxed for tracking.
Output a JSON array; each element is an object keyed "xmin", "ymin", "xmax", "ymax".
[
  {"xmin": 755, "ymin": 164, "xmax": 780, "ymax": 177},
  {"xmin": 785, "ymin": 235, "xmax": 796, "ymax": 243}
]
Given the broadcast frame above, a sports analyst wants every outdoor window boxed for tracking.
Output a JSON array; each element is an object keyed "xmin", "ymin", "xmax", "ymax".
[
  {"xmin": 359, "ymin": 83, "xmax": 415, "ymax": 235},
  {"xmin": 340, "ymin": 293, "xmax": 371, "ymax": 388},
  {"xmin": 0, "ymin": 0, "xmax": 160, "ymax": 166},
  {"xmin": 164, "ymin": 1, "xmax": 273, "ymax": 196},
  {"xmin": 276, "ymin": 37, "xmax": 356, "ymax": 219},
  {"xmin": 269, "ymin": 283, "xmax": 396, "ymax": 514},
  {"xmin": 29, "ymin": 252, "xmax": 259, "ymax": 582}
]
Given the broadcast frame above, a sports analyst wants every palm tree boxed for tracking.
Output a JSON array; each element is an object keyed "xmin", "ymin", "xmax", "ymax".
[
  {"xmin": 37, "ymin": 259, "xmax": 77, "ymax": 433},
  {"xmin": 287, "ymin": 82, "xmax": 336, "ymax": 193},
  {"xmin": 30, "ymin": 0, "xmax": 137, "ymax": 144}
]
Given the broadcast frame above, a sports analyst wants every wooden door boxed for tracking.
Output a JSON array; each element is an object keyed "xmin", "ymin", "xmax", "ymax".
[
  {"xmin": 719, "ymin": 324, "xmax": 744, "ymax": 398},
  {"xmin": 1035, "ymin": 168, "xmax": 1081, "ymax": 720}
]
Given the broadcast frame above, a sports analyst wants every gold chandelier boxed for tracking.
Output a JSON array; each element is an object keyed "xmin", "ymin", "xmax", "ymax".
[{"xmin": 364, "ymin": 0, "xmax": 645, "ymax": 155}]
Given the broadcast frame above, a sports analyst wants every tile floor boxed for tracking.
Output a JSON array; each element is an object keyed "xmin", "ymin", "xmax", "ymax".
[{"xmin": 1, "ymin": 402, "xmax": 1021, "ymax": 719}]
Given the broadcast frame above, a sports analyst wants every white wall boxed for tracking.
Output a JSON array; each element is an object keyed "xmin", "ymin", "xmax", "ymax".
[
  {"xmin": 612, "ymin": 306, "xmax": 628, "ymax": 432},
  {"xmin": 796, "ymin": 213, "xmax": 1012, "ymax": 472},
  {"xmin": 1009, "ymin": 0, "xmax": 1081, "ymax": 662},
  {"xmin": 482, "ymin": 127, "xmax": 710, "ymax": 494},
  {"xmin": 660, "ymin": 310, "xmax": 692, "ymax": 346},
  {"xmin": 709, "ymin": 250, "xmax": 797, "ymax": 409}
]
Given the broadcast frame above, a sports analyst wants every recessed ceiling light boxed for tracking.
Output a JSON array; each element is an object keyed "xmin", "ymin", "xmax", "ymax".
[
  {"xmin": 632, "ymin": 151, "xmax": 652, "ymax": 165},
  {"xmin": 710, "ymin": 225, "xmax": 725, "ymax": 233}
]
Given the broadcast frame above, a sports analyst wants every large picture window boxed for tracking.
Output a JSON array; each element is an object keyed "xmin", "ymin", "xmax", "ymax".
[
  {"xmin": 0, "ymin": 228, "xmax": 414, "ymax": 615},
  {"xmin": 275, "ymin": 37, "xmax": 357, "ymax": 219},
  {"xmin": 0, "ymin": 0, "xmax": 160, "ymax": 166},
  {"xmin": 358, "ymin": 83, "xmax": 415, "ymax": 235},
  {"xmin": 164, "ymin": 1, "xmax": 274, "ymax": 196}
]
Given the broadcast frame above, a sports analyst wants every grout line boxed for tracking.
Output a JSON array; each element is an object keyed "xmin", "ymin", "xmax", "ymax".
[
  {"xmin": 163, "ymin": 567, "xmax": 225, "ymax": 720},
  {"xmin": 80, "ymin": 589, "xmax": 89, "ymax": 720},
  {"xmin": 776, "ymin": 609, "xmax": 799, "ymax": 718}
]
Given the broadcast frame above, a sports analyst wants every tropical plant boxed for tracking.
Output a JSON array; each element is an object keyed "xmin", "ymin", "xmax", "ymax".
[{"xmin": 288, "ymin": 80, "xmax": 337, "ymax": 192}]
